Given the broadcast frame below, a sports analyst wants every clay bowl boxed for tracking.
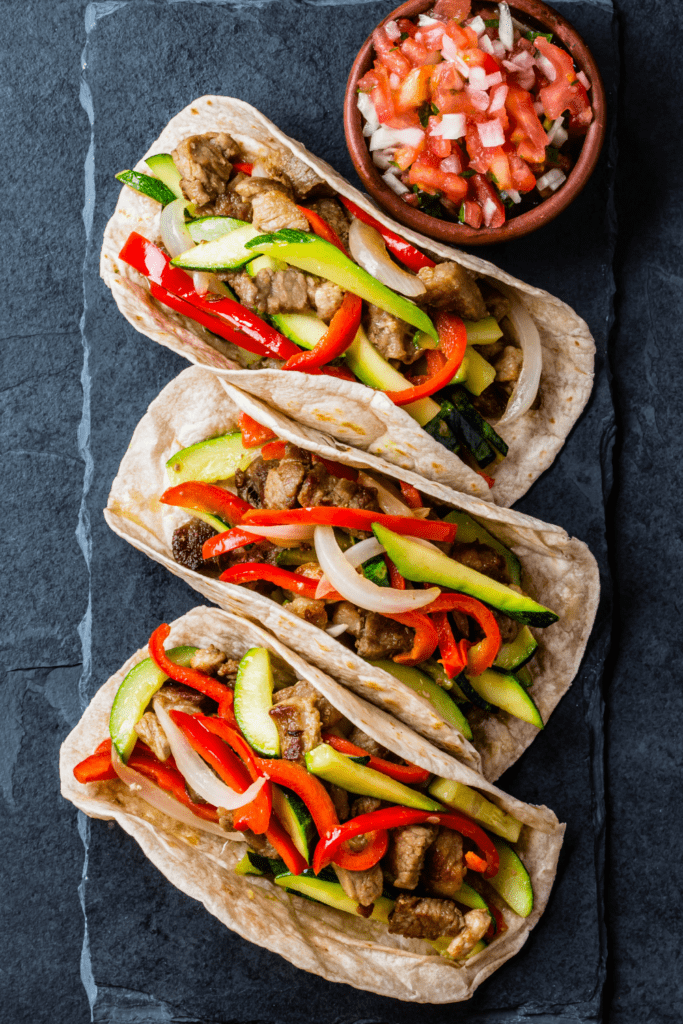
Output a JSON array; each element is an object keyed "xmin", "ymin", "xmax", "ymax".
[{"xmin": 344, "ymin": 0, "xmax": 606, "ymax": 246}]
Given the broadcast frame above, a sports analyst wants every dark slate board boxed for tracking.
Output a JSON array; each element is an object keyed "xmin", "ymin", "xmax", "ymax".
[{"xmin": 6, "ymin": 0, "xmax": 678, "ymax": 1021}]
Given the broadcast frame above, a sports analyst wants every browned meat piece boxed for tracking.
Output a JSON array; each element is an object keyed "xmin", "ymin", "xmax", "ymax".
[
  {"xmin": 307, "ymin": 277, "xmax": 344, "ymax": 322},
  {"xmin": 254, "ymin": 151, "xmax": 335, "ymax": 201},
  {"xmin": 216, "ymin": 659, "xmax": 240, "ymax": 684},
  {"xmin": 495, "ymin": 345, "xmax": 523, "ymax": 383},
  {"xmin": 422, "ymin": 828, "xmax": 466, "ymax": 898},
  {"xmin": 234, "ymin": 179, "xmax": 309, "ymax": 233},
  {"xmin": 243, "ymin": 832, "xmax": 279, "ymax": 858},
  {"xmin": 263, "ymin": 444, "xmax": 309, "ymax": 508},
  {"xmin": 307, "ymin": 198, "xmax": 351, "ymax": 250},
  {"xmin": 354, "ymin": 612, "xmax": 414, "ymax": 660},
  {"xmin": 234, "ymin": 176, "xmax": 294, "ymax": 201},
  {"xmin": 331, "ymin": 602, "xmax": 364, "ymax": 638},
  {"xmin": 172, "ymin": 133, "xmax": 240, "ymax": 207},
  {"xmin": 235, "ymin": 456, "xmax": 271, "ymax": 507},
  {"xmin": 134, "ymin": 712, "xmax": 171, "ymax": 761},
  {"xmin": 478, "ymin": 281, "xmax": 511, "ymax": 322},
  {"xmin": 333, "ymin": 863, "xmax": 384, "ymax": 908},
  {"xmin": 445, "ymin": 909, "xmax": 490, "ymax": 957},
  {"xmin": 450, "ymin": 541, "xmax": 510, "ymax": 584},
  {"xmin": 388, "ymin": 894, "xmax": 464, "ymax": 939},
  {"xmin": 196, "ymin": 189, "xmax": 251, "ymax": 221},
  {"xmin": 223, "ymin": 539, "xmax": 279, "ymax": 572},
  {"xmin": 270, "ymin": 680, "xmax": 323, "ymax": 762},
  {"xmin": 172, "ymin": 518, "xmax": 216, "ymax": 571},
  {"xmin": 386, "ymin": 824, "xmax": 438, "ymax": 889},
  {"xmin": 492, "ymin": 610, "xmax": 519, "ymax": 643},
  {"xmin": 329, "ymin": 784, "xmax": 350, "ymax": 822},
  {"xmin": 348, "ymin": 726, "xmax": 386, "ymax": 758},
  {"xmin": 471, "ymin": 382, "xmax": 510, "ymax": 420},
  {"xmin": 350, "ymin": 796, "xmax": 382, "ymax": 817},
  {"xmin": 154, "ymin": 688, "xmax": 209, "ymax": 716},
  {"xmin": 274, "ymin": 678, "xmax": 341, "ymax": 728},
  {"xmin": 365, "ymin": 304, "xmax": 420, "ymax": 365},
  {"xmin": 227, "ymin": 267, "xmax": 312, "ymax": 317},
  {"xmin": 286, "ymin": 595, "xmax": 328, "ymax": 629},
  {"xmin": 417, "ymin": 262, "xmax": 488, "ymax": 321},
  {"xmin": 190, "ymin": 645, "xmax": 228, "ymax": 675},
  {"xmin": 297, "ymin": 463, "xmax": 380, "ymax": 511}
]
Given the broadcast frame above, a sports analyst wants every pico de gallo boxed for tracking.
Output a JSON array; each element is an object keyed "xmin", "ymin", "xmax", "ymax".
[
  {"xmin": 73, "ymin": 630, "xmax": 534, "ymax": 958},
  {"xmin": 357, "ymin": 0, "xmax": 594, "ymax": 227},
  {"xmin": 161, "ymin": 417, "xmax": 558, "ymax": 738}
]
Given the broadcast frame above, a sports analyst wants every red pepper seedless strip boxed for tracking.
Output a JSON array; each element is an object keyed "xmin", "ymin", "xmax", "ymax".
[
  {"xmin": 202, "ymin": 528, "xmax": 255, "ymax": 560},
  {"xmin": 384, "ymin": 611, "xmax": 439, "ymax": 666},
  {"xmin": 297, "ymin": 206, "xmax": 346, "ymax": 252},
  {"xmin": 148, "ymin": 624, "xmax": 236, "ymax": 720},
  {"xmin": 148, "ymin": 282, "xmax": 272, "ymax": 359},
  {"xmin": 160, "ymin": 482, "xmax": 252, "ymax": 526},
  {"xmin": 240, "ymin": 507, "xmax": 457, "ymax": 542},
  {"xmin": 398, "ymin": 481, "xmax": 423, "ymax": 509},
  {"xmin": 232, "ymin": 162, "xmax": 254, "ymax": 175},
  {"xmin": 338, "ymin": 197, "xmax": 435, "ymax": 272},
  {"xmin": 282, "ymin": 292, "xmax": 362, "ymax": 372},
  {"xmin": 239, "ymin": 413, "xmax": 277, "ymax": 448},
  {"xmin": 218, "ymin": 563, "xmax": 320, "ymax": 599},
  {"xmin": 385, "ymin": 313, "xmax": 467, "ymax": 405},
  {"xmin": 385, "ymin": 555, "xmax": 405, "ymax": 590},
  {"xmin": 321, "ymin": 732, "xmax": 430, "ymax": 785},
  {"xmin": 433, "ymin": 611, "xmax": 469, "ymax": 678},
  {"xmin": 425, "ymin": 593, "xmax": 501, "ymax": 675},
  {"xmin": 260, "ymin": 440, "xmax": 287, "ymax": 461}
]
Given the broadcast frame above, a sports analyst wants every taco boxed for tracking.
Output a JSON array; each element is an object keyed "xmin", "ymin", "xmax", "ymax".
[
  {"xmin": 104, "ymin": 366, "xmax": 599, "ymax": 781},
  {"xmin": 101, "ymin": 95, "xmax": 595, "ymax": 507},
  {"xmin": 60, "ymin": 605, "xmax": 565, "ymax": 1002}
]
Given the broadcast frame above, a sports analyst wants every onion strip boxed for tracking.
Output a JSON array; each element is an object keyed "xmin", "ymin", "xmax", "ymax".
[
  {"xmin": 357, "ymin": 471, "xmax": 417, "ymax": 517},
  {"xmin": 495, "ymin": 292, "xmax": 543, "ymax": 427},
  {"xmin": 240, "ymin": 524, "xmax": 316, "ymax": 542},
  {"xmin": 314, "ymin": 526, "xmax": 439, "ymax": 612},
  {"xmin": 159, "ymin": 197, "xmax": 234, "ymax": 299},
  {"xmin": 315, "ymin": 536, "xmax": 385, "ymax": 598},
  {"xmin": 154, "ymin": 699, "xmax": 265, "ymax": 810},
  {"xmin": 111, "ymin": 745, "xmax": 236, "ymax": 840},
  {"xmin": 348, "ymin": 219, "xmax": 426, "ymax": 298}
]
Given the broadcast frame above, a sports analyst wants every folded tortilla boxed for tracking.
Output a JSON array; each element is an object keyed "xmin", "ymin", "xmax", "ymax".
[
  {"xmin": 60, "ymin": 604, "xmax": 565, "ymax": 1003},
  {"xmin": 104, "ymin": 365, "xmax": 599, "ymax": 781},
  {"xmin": 101, "ymin": 95, "xmax": 595, "ymax": 507}
]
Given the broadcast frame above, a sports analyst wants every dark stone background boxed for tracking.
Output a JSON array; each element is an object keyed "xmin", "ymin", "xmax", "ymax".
[{"xmin": 1, "ymin": 1, "xmax": 678, "ymax": 1021}]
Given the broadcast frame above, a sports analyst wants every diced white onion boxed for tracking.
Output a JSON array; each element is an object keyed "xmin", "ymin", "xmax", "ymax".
[
  {"xmin": 369, "ymin": 126, "xmax": 425, "ymax": 151},
  {"xmin": 484, "ymin": 71, "xmax": 503, "ymax": 89},
  {"xmin": 390, "ymin": 72, "xmax": 401, "ymax": 89},
  {"xmin": 533, "ymin": 99, "xmax": 544, "ymax": 115},
  {"xmin": 491, "ymin": 40, "xmax": 507, "ymax": 59},
  {"xmin": 477, "ymin": 120, "xmax": 505, "ymax": 148},
  {"xmin": 240, "ymin": 524, "xmax": 317, "ymax": 542},
  {"xmin": 385, "ymin": 19, "xmax": 401, "ymax": 41},
  {"xmin": 498, "ymin": 2, "xmax": 514, "ymax": 49},
  {"xmin": 506, "ymin": 188, "xmax": 522, "ymax": 203},
  {"xmin": 348, "ymin": 219, "xmax": 426, "ymax": 298},
  {"xmin": 482, "ymin": 197, "xmax": 498, "ymax": 227},
  {"xmin": 536, "ymin": 168, "xmax": 566, "ymax": 192},
  {"xmin": 467, "ymin": 89, "xmax": 491, "ymax": 112},
  {"xmin": 326, "ymin": 623, "xmax": 348, "ymax": 637},
  {"xmin": 440, "ymin": 153, "xmax": 463, "ymax": 174},
  {"xmin": 372, "ymin": 147, "xmax": 398, "ymax": 171},
  {"xmin": 111, "ymin": 746, "xmax": 236, "ymax": 841},
  {"xmin": 511, "ymin": 50, "xmax": 534, "ymax": 69},
  {"xmin": 546, "ymin": 116, "xmax": 566, "ymax": 145},
  {"xmin": 468, "ymin": 15, "xmax": 486, "ymax": 35},
  {"xmin": 314, "ymin": 526, "xmax": 439, "ymax": 613},
  {"xmin": 495, "ymin": 293, "xmax": 543, "ymax": 427},
  {"xmin": 357, "ymin": 92, "xmax": 379, "ymax": 135},
  {"xmin": 488, "ymin": 84, "xmax": 508, "ymax": 113},
  {"xmin": 418, "ymin": 13, "xmax": 442, "ymax": 26},
  {"xmin": 535, "ymin": 53, "xmax": 556, "ymax": 81},
  {"xmin": 431, "ymin": 113, "xmax": 467, "ymax": 140},
  {"xmin": 357, "ymin": 471, "xmax": 417, "ymax": 517},
  {"xmin": 479, "ymin": 33, "xmax": 494, "ymax": 54},
  {"xmin": 382, "ymin": 170, "xmax": 410, "ymax": 196},
  {"xmin": 577, "ymin": 70, "xmax": 591, "ymax": 90},
  {"xmin": 552, "ymin": 126, "xmax": 568, "ymax": 147},
  {"xmin": 154, "ymin": 699, "xmax": 265, "ymax": 810},
  {"xmin": 468, "ymin": 65, "xmax": 486, "ymax": 88},
  {"xmin": 441, "ymin": 34, "xmax": 460, "ymax": 62}
]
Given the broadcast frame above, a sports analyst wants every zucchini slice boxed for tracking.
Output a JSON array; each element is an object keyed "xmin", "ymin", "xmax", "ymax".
[
  {"xmin": 173, "ymin": 223, "xmax": 261, "ymax": 270},
  {"xmin": 493, "ymin": 625, "xmax": 538, "ymax": 671},
  {"xmin": 466, "ymin": 669, "xmax": 544, "ymax": 728},
  {"xmin": 234, "ymin": 647, "xmax": 280, "ymax": 756}
]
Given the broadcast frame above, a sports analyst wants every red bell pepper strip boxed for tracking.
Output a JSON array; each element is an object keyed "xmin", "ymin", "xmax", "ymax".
[
  {"xmin": 219, "ymin": 563, "xmax": 321, "ymax": 599},
  {"xmin": 313, "ymin": 806, "xmax": 499, "ymax": 878},
  {"xmin": 261, "ymin": 440, "xmax": 287, "ymax": 461},
  {"xmin": 239, "ymin": 413, "xmax": 277, "ymax": 448},
  {"xmin": 264, "ymin": 814, "xmax": 309, "ymax": 875},
  {"xmin": 282, "ymin": 292, "xmax": 362, "ymax": 372},
  {"xmin": 160, "ymin": 482, "xmax": 252, "ymax": 526},
  {"xmin": 333, "ymin": 827, "xmax": 389, "ymax": 871},
  {"xmin": 433, "ymin": 611, "xmax": 468, "ymax": 678},
  {"xmin": 338, "ymin": 197, "xmax": 435, "ymax": 272},
  {"xmin": 119, "ymin": 233, "xmax": 300, "ymax": 361},
  {"xmin": 202, "ymin": 528, "xmax": 255, "ymax": 560},
  {"xmin": 232, "ymin": 161, "xmax": 254, "ymax": 175},
  {"xmin": 297, "ymin": 206, "xmax": 345, "ymax": 252},
  {"xmin": 385, "ymin": 555, "xmax": 405, "ymax": 590},
  {"xmin": 73, "ymin": 751, "xmax": 118, "ymax": 783},
  {"xmin": 311, "ymin": 454, "xmax": 358, "ymax": 482},
  {"xmin": 148, "ymin": 282, "xmax": 272, "ymax": 358},
  {"xmin": 485, "ymin": 901, "xmax": 507, "ymax": 941},
  {"xmin": 320, "ymin": 364, "xmax": 357, "ymax": 382},
  {"xmin": 321, "ymin": 732, "xmax": 430, "ymax": 785},
  {"xmin": 465, "ymin": 851, "xmax": 488, "ymax": 873},
  {"xmin": 241, "ymin": 507, "xmax": 457, "ymax": 542},
  {"xmin": 148, "ymin": 624, "xmax": 236, "ymax": 720},
  {"xmin": 385, "ymin": 313, "xmax": 467, "ymax": 405},
  {"xmin": 425, "ymin": 594, "xmax": 501, "ymax": 675},
  {"xmin": 398, "ymin": 481, "xmax": 423, "ymax": 509},
  {"xmin": 170, "ymin": 711, "xmax": 272, "ymax": 835},
  {"xmin": 385, "ymin": 611, "xmax": 439, "ymax": 666}
]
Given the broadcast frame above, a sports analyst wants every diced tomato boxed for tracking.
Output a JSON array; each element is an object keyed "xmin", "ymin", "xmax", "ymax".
[
  {"xmin": 460, "ymin": 46, "xmax": 487, "ymax": 68},
  {"xmin": 487, "ymin": 148, "xmax": 512, "ymax": 191},
  {"xmin": 401, "ymin": 37, "xmax": 439, "ymax": 67},
  {"xmin": 416, "ymin": 24, "xmax": 447, "ymax": 50},
  {"xmin": 432, "ymin": 0, "xmax": 471, "ymax": 20},
  {"xmin": 471, "ymin": 173, "xmax": 505, "ymax": 228},
  {"xmin": 442, "ymin": 21, "xmax": 471, "ymax": 48},
  {"xmin": 508, "ymin": 152, "xmax": 537, "ymax": 193},
  {"xmin": 368, "ymin": 62, "xmax": 395, "ymax": 123},
  {"xmin": 394, "ymin": 138, "xmax": 426, "ymax": 171},
  {"xmin": 396, "ymin": 17, "xmax": 418, "ymax": 38},
  {"xmin": 408, "ymin": 152, "xmax": 467, "ymax": 203},
  {"xmin": 461, "ymin": 200, "xmax": 482, "ymax": 228},
  {"xmin": 373, "ymin": 26, "xmax": 412, "ymax": 76},
  {"xmin": 481, "ymin": 53, "xmax": 502, "ymax": 75},
  {"xmin": 427, "ymin": 117, "xmax": 452, "ymax": 158},
  {"xmin": 566, "ymin": 81, "xmax": 592, "ymax": 130},
  {"xmin": 505, "ymin": 83, "xmax": 548, "ymax": 163},
  {"xmin": 535, "ymin": 37, "xmax": 591, "ymax": 127},
  {"xmin": 385, "ymin": 109, "xmax": 423, "ymax": 129},
  {"xmin": 465, "ymin": 115, "xmax": 490, "ymax": 174},
  {"xmin": 394, "ymin": 65, "xmax": 433, "ymax": 112},
  {"xmin": 357, "ymin": 68, "xmax": 379, "ymax": 94}
]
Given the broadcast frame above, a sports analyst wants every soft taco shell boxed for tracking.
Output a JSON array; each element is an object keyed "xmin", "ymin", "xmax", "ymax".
[
  {"xmin": 60, "ymin": 605, "xmax": 565, "ymax": 1003},
  {"xmin": 101, "ymin": 95, "xmax": 595, "ymax": 507},
  {"xmin": 104, "ymin": 366, "xmax": 600, "ymax": 781}
]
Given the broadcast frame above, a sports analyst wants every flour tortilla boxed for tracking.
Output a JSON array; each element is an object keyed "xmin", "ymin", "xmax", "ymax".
[
  {"xmin": 104, "ymin": 365, "xmax": 600, "ymax": 781},
  {"xmin": 101, "ymin": 95, "xmax": 595, "ymax": 507},
  {"xmin": 60, "ymin": 605, "xmax": 565, "ymax": 1003}
]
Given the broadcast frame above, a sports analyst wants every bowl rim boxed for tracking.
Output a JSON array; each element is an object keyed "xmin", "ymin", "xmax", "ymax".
[{"xmin": 343, "ymin": 0, "xmax": 607, "ymax": 246}]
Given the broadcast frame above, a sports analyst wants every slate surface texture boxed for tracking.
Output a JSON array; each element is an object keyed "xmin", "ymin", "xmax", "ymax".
[{"xmin": 1, "ymin": 1, "xmax": 678, "ymax": 1023}]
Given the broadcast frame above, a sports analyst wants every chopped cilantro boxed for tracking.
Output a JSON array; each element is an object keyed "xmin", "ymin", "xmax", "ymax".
[
  {"xmin": 461, "ymin": 169, "xmax": 476, "ymax": 179},
  {"xmin": 501, "ymin": 193, "xmax": 516, "ymax": 209},
  {"xmin": 400, "ymin": 31, "xmax": 409, "ymax": 40},
  {"xmin": 430, "ymin": 102, "xmax": 440, "ymax": 115},
  {"xmin": 418, "ymin": 103, "xmax": 431, "ymax": 128},
  {"xmin": 526, "ymin": 30, "xmax": 553, "ymax": 43},
  {"xmin": 545, "ymin": 145, "xmax": 561, "ymax": 162},
  {"xmin": 484, "ymin": 18, "xmax": 499, "ymax": 27},
  {"xmin": 458, "ymin": 203, "xmax": 466, "ymax": 224},
  {"xmin": 488, "ymin": 171, "xmax": 499, "ymax": 185}
]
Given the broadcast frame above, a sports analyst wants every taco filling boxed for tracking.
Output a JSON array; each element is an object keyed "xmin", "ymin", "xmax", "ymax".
[
  {"xmin": 117, "ymin": 135, "xmax": 544, "ymax": 480},
  {"xmin": 73, "ymin": 632, "xmax": 533, "ymax": 962},
  {"xmin": 161, "ymin": 420, "xmax": 557, "ymax": 738}
]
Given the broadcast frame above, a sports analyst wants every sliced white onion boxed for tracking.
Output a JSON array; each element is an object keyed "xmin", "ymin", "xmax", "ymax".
[
  {"xmin": 357, "ymin": 92, "xmax": 379, "ymax": 135},
  {"xmin": 431, "ymin": 113, "xmax": 466, "ymax": 140},
  {"xmin": 314, "ymin": 526, "xmax": 439, "ymax": 613},
  {"xmin": 154, "ymin": 699, "xmax": 265, "ymax": 810},
  {"xmin": 577, "ymin": 70, "xmax": 591, "ymax": 91},
  {"xmin": 159, "ymin": 197, "xmax": 232, "ymax": 299},
  {"xmin": 315, "ymin": 536, "xmax": 387, "ymax": 597},
  {"xmin": 479, "ymin": 33, "xmax": 494, "ymax": 55},
  {"xmin": 477, "ymin": 120, "xmax": 505, "ymax": 148},
  {"xmin": 384, "ymin": 18, "xmax": 401, "ymax": 41},
  {"xmin": 535, "ymin": 53, "xmax": 556, "ymax": 81},
  {"xmin": 410, "ymin": 536, "xmax": 443, "ymax": 554},
  {"xmin": 498, "ymin": 2, "xmax": 514, "ymax": 49},
  {"xmin": 495, "ymin": 293, "xmax": 542, "ymax": 427},
  {"xmin": 326, "ymin": 623, "xmax": 349, "ymax": 638},
  {"xmin": 372, "ymin": 147, "xmax": 398, "ymax": 171},
  {"xmin": 357, "ymin": 471, "xmax": 417, "ymax": 517},
  {"xmin": 369, "ymin": 125, "xmax": 425, "ymax": 152},
  {"xmin": 467, "ymin": 15, "xmax": 486, "ymax": 35},
  {"xmin": 240, "ymin": 524, "xmax": 316, "ymax": 542},
  {"xmin": 111, "ymin": 745, "xmax": 234, "ymax": 840},
  {"xmin": 348, "ymin": 219, "xmax": 426, "ymax": 298},
  {"xmin": 536, "ymin": 168, "xmax": 566, "ymax": 192},
  {"xmin": 488, "ymin": 84, "xmax": 508, "ymax": 113},
  {"xmin": 382, "ymin": 170, "xmax": 410, "ymax": 196}
]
